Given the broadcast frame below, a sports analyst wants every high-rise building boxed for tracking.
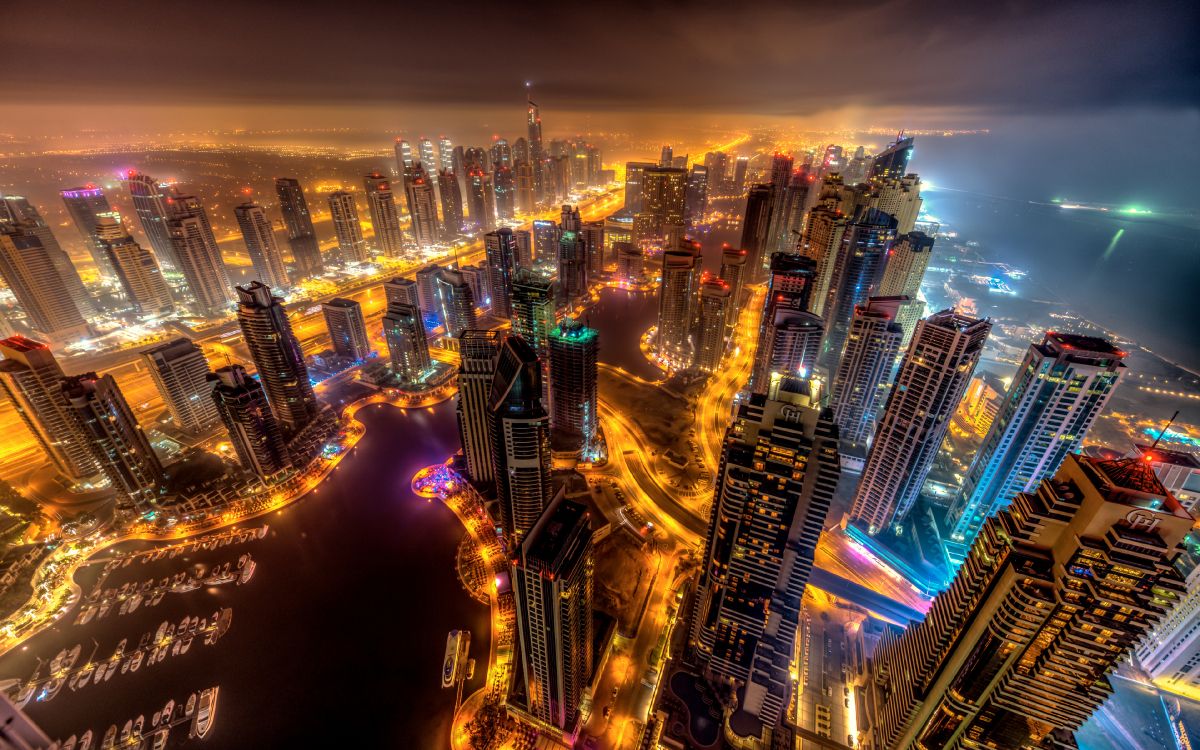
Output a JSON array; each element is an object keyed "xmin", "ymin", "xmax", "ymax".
[
  {"xmin": 820, "ymin": 208, "xmax": 897, "ymax": 369},
  {"xmin": 62, "ymin": 372, "xmax": 163, "ymax": 511},
  {"xmin": 850, "ymin": 310, "xmax": 991, "ymax": 534},
  {"xmin": 60, "ymin": 185, "xmax": 117, "ymax": 279},
  {"xmin": 435, "ymin": 269, "xmax": 477, "ymax": 338},
  {"xmin": 623, "ymin": 161, "xmax": 656, "ymax": 214},
  {"xmin": 383, "ymin": 302, "xmax": 430, "ymax": 383},
  {"xmin": 532, "ymin": 220, "xmax": 559, "ymax": 267},
  {"xmin": 773, "ymin": 169, "xmax": 813, "ymax": 255},
  {"xmin": 1136, "ymin": 529, "xmax": 1200, "ymax": 697},
  {"xmin": 383, "ymin": 277, "xmax": 419, "ymax": 308},
  {"xmin": 868, "ymin": 135, "xmax": 914, "ymax": 182},
  {"xmin": 489, "ymin": 335, "xmax": 553, "ymax": 542},
  {"xmin": 394, "ymin": 139, "xmax": 414, "ymax": 177},
  {"xmin": 763, "ymin": 153, "xmax": 795, "ymax": 257},
  {"xmin": 235, "ymin": 281, "xmax": 319, "ymax": 436},
  {"xmin": 511, "ymin": 270, "xmax": 556, "ymax": 358},
  {"xmin": 685, "ymin": 164, "xmax": 709, "ymax": 224},
  {"xmin": 0, "ymin": 202, "xmax": 96, "ymax": 320},
  {"xmin": 234, "ymin": 202, "xmax": 288, "ymax": 291},
  {"xmin": 704, "ymin": 152, "xmax": 728, "ymax": 195},
  {"xmin": 405, "ymin": 164, "xmax": 441, "ymax": 249},
  {"xmin": 0, "ymin": 335, "xmax": 98, "ymax": 482},
  {"xmin": 695, "ymin": 279, "xmax": 731, "ymax": 373},
  {"xmin": 580, "ymin": 221, "xmax": 605, "ymax": 280},
  {"xmin": 327, "ymin": 191, "xmax": 368, "ymax": 264},
  {"xmin": 418, "ymin": 137, "xmax": 440, "ymax": 177},
  {"xmin": 484, "ymin": 228, "xmax": 520, "ymax": 319},
  {"xmin": 656, "ymin": 239, "xmax": 702, "ymax": 367},
  {"xmin": 732, "ymin": 156, "xmax": 749, "ymax": 192},
  {"xmin": 94, "ymin": 215, "xmax": 173, "ymax": 315},
  {"xmin": 640, "ymin": 167, "xmax": 688, "ymax": 237},
  {"xmin": 273, "ymin": 178, "xmax": 323, "ymax": 279},
  {"xmin": 511, "ymin": 229, "xmax": 533, "ymax": 271},
  {"xmin": 322, "ymin": 298, "xmax": 371, "ymax": 361},
  {"xmin": 858, "ymin": 454, "xmax": 1193, "ymax": 750},
  {"xmin": 124, "ymin": 170, "xmax": 179, "ymax": 270},
  {"xmin": 438, "ymin": 169, "xmax": 464, "ymax": 237},
  {"xmin": 490, "ymin": 138, "xmax": 512, "ymax": 170},
  {"xmin": 691, "ymin": 376, "xmax": 840, "ymax": 736},
  {"xmin": 415, "ymin": 264, "xmax": 443, "ymax": 324},
  {"xmin": 872, "ymin": 174, "xmax": 923, "ymax": 234},
  {"xmin": 548, "ymin": 317, "xmax": 598, "ymax": 455},
  {"xmin": 1135, "ymin": 444, "xmax": 1200, "ymax": 512},
  {"xmin": 467, "ymin": 169, "xmax": 496, "ymax": 232},
  {"xmin": 0, "ymin": 224, "xmax": 89, "ymax": 342},
  {"xmin": 877, "ymin": 231, "xmax": 934, "ymax": 345},
  {"xmin": 438, "ymin": 136, "xmax": 454, "ymax": 176},
  {"xmin": 830, "ymin": 296, "xmax": 905, "ymax": 444},
  {"xmin": 615, "ymin": 243, "xmax": 643, "ymax": 286},
  {"xmin": 800, "ymin": 204, "xmax": 849, "ymax": 318},
  {"xmin": 208, "ymin": 365, "xmax": 289, "ymax": 480},
  {"xmin": 944, "ymin": 332, "xmax": 1127, "ymax": 562},
  {"xmin": 557, "ymin": 230, "xmax": 587, "ymax": 305},
  {"xmin": 749, "ymin": 253, "xmax": 818, "ymax": 394},
  {"xmin": 659, "ymin": 145, "xmax": 673, "ymax": 166},
  {"xmin": 456, "ymin": 330, "xmax": 502, "ymax": 486},
  {"xmin": 739, "ymin": 184, "xmax": 773, "ymax": 283},
  {"xmin": 513, "ymin": 495, "xmax": 594, "ymax": 732},
  {"xmin": 458, "ymin": 264, "xmax": 487, "ymax": 313},
  {"xmin": 166, "ymin": 195, "xmax": 233, "ymax": 316},
  {"xmin": 363, "ymin": 172, "xmax": 405, "ymax": 257},
  {"xmin": 141, "ymin": 337, "xmax": 219, "ymax": 435},
  {"xmin": 718, "ymin": 246, "xmax": 748, "ymax": 327},
  {"xmin": 527, "ymin": 91, "xmax": 545, "ymax": 200},
  {"xmin": 493, "ymin": 165, "xmax": 515, "ymax": 221}
]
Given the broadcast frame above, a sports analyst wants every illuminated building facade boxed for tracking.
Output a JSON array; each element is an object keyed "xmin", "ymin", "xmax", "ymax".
[
  {"xmin": 383, "ymin": 302, "xmax": 430, "ymax": 383},
  {"xmin": 656, "ymin": 239, "xmax": 702, "ymax": 368},
  {"xmin": 548, "ymin": 317, "xmax": 598, "ymax": 455},
  {"xmin": 0, "ymin": 224, "xmax": 89, "ymax": 343},
  {"xmin": 166, "ymin": 195, "xmax": 233, "ymax": 316},
  {"xmin": 95, "ymin": 215, "xmax": 173, "ymax": 315},
  {"xmin": 235, "ymin": 202, "xmax": 288, "ymax": 291},
  {"xmin": 124, "ymin": 170, "xmax": 179, "ymax": 270},
  {"xmin": 739, "ymin": 184, "xmax": 773, "ymax": 283},
  {"xmin": 718, "ymin": 246, "xmax": 747, "ymax": 327},
  {"xmin": 489, "ymin": 335, "xmax": 552, "ymax": 542},
  {"xmin": 830, "ymin": 296, "xmax": 905, "ymax": 445},
  {"xmin": 484, "ymin": 228, "xmax": 520, "ymax": 319},
  {"xmin": 274, "ymin": 177, "xmax": 323, "ymax": 279},
  {"xmin": 322, "ymin": 298, "xmax": 371, "ymax": 362},
  {"xmin": 405, "ymin": 164, "xmax": 441, "ymax": 249},
  {"xmin": 877, "ymin": 231, "xmax": 934, "ymax": 346},
  {"xmin": 328, "ymin": 191, "xmax": 368, "ymax": 264},
  {"xmin": 141, "ymin": 337, "xmax": 219, "ymax": 435},
  {"xmin": 60, "ymin": 185, "xmax": 117, "ymax": 279},
  {"xmin": 749, "ymin": 253, "xmax": 817, "ymax": 394},
  {"xmin": 695, "ymin": 279, "xmax": 731, "ymax": 373},
  {"xmin": 435, "ymin": 269, "xmax": 477, "ymax": 338},
  {"xmin": 235, "ymin": 281, "xmax": 319, "ymax": 437},
  {"xmin": 208, "ymin": 365, "xmax": 289, "ymax": 480},
  {"xmin": 819, "ymin": 207, "xmax": 897, "ymax": 370},
  {"xmin": 364, "ymin": 172, "xmax": 405, "ymax": 257},
  {"xmin": 456, "ymin": 330, "xmax": 502, "ymax": 486}
]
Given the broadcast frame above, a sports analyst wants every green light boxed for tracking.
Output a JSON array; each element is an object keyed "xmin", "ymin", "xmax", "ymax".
[{"xmin": 1120, "ymin": 206, "xmax": 1152, "ymax": 215}]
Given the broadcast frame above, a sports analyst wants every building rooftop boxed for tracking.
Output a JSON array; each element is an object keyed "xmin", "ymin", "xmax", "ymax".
[
  {"xmin": 1135, "ymin": 444, "xmax": 1200, "ymax": 468},
  {"xmin": 524, "ymin": 497, "xmax": 590, "ymax": 573},
  {"xmin": 1044, "ymin": 331, "xmax": 1125, "ymax": 357},
  {"xmin": 0, "ymin": 335, "xmax": 48, "ymax": 354}
]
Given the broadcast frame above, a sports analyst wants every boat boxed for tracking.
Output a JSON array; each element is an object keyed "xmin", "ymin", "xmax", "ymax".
[
  {"xmin": 169, "ymin": 579, "xmax": 199, "ymax": 594},
  {"xmin": 100, "ymin": 725, "xmax": 116, "ymax": 750},
  {"xmin": 257, "ymin": 525, "xmax": 268, "ymax": 539},
  {"xmin": 185, "ymin": 692, "xmax": 197, "ymax": 716},
  {"xmin": 171, "ymin": 640, "xmax": 182, "ymax": 657},
  {"xmin": 76, "ymin": 663, "xmax": 95, "ymax": 689},
  {"xmin": 118, "ymin": 720, "xmax": 131, "ymax": 746},
  {"xmin": 127, "ymin": 593, "xmax": 142, "ymax": 613},
  {"xmin": 129, "ymin": 651, "xmax": 143, "ymax": 672},
  {"xmin": 237, "ymin": 556, "xmax": 256, "ymax": 585},
  {"xmin": 50, "ymin": 649, "xmax": 67, "ymax": 673},
  {"xmin": 119, "ymin": 658, "xmax": 129, "ymax": 675},
  {"xmin": 154, "ymin": 621, "xmax": 168, "ymax": 642},
  {"xmin": 102, "ymin": 663, "xmax": 115, "ymax": 683},
  {"xmin": 97, "ymin": 601, "xmax": 113, "ymax": 619},
  {"xmin": 111, "ymin": 639, "xmax": 127, "ymax": 661},
  {"xmin": 138, "ymin": 633, "xmax": 151, "ymax": 650},
  {"xmin": 202, "ymin": 563, "xmax": 236, "ymax": 586},
  {"xmin": 442, "ymin": 630, "xmax": 470, "ymax": 688},
  {"xmin": 191, "ymin": 687, "xmax": 217, "ymax": 739},
  {"xmin": 65, "ymin": 644, "xmax": 81, "ymax": 670},
  {"xmin": 147, "ymin": 590, "xmax": 166, "ymax": 607},
  {"xmin": 159, "ymin": 699, "xmax": 175, "ymax": 726},
  {"xmin": 151, "ymin": 728, "xmax": 168, "ymax": 750},
  {"xmin": 132, "ymin": 715, "xmax": 144, "ymax": 737},
  {"xmin": 14, "ymin": 669, "xmax": 38, "ymax": 707},
  {"xmin": 179, "ymin": 635, "xmax": 194, "ymax": 655},
  {"xmin": 76, "ymin": 604, "xmax": 97, "ymax": 626},
  {"xmin": 79, "ymin": 729, "xmax": 93, "ymax": 750},
  {"xmin": 117, "ymin": 599, "xmax": 130, "ymax": 617}
]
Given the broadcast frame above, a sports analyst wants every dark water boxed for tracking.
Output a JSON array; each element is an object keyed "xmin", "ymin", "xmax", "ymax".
[
  {"xmin": 584, "ymin": 287, "xmax": 662, "ymax": 380},
  {"xmin": 2, "ymin": 400, "xmax": 489, "ymax": 749}
]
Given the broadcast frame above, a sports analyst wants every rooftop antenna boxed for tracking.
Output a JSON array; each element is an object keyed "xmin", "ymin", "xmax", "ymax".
[{"xmin": 1148, "ymin": 410, "xmax": 1180, "ymax": 452}]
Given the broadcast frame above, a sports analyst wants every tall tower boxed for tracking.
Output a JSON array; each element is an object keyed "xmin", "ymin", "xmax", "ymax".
[
  {"xmin": 60, "ymin": 185, "xmax": 117, "ymax": 279},
  {"xmin": 234, "ymin": 281, "xmax": 318, "ymax": 436},
  {"xmin": 515, "ymin": 161, "xmax": 535, "ymax": 215},
  {"xmin": 526, "ymin": 87, "xmax": 545, "ymax": 201},
  {"xmin": 1136, "ymin": 528, "xmax": 1200, "ymax": 697},
  {"xmin": 944, "ymin": 332, "xmax": 1126, "ymax": 562},
  {"xmin": 872, "ymin": 174, "xmax": 923, "ymax": 234},
  {"xmin": 532, "ymin": 220, "xmax": 559, "ymax": 268},
  {"xmin": 685, "ymin": 164, "xmax": 709, "ymax": 224},
  {"xmin": 513, "ymin": 496, "xmax": 594, "ymax": 732},
  {"xmin": 557, "ymin": 229, "xmax": 587, "ymax": 305},
  {"xmin": 363, "ymin": 172, "xmax": 405, "ymax": 257},
  {"xmin": 327, "ymin": 191, "xmax": 368, "ymax": 264},
  {"xmin": 489, "ymin": 335, "xmax": 552, "ymax": 543},
  {"xmin": 435, "ymin": 269, "xmax": 477, "ymax": 338},
  {"xmin": 739, "ymin": 184, "xmax": 773, "ymax": 283},
  {"xmin": 548, "ymin": 317, "xmax": 599, "ymax": 456},
  {"xmin": 820, "ymin": 207, "xmax": 897, "ymax": 369},
  {"xmin": 62, "ymin": 373, "xmax": 163, "ymax": 511},
  {"xmin": 511, "ymin": 270, "xmax": 556, "ymax": 358},
  {"xmin": 273, "ymin": 177, "xmax": 323, "ymax": 279},
  {"xmin": 624, "ymin": 161, "xmax": 655, "ymax": 214},
  {"xmin": 141, "ymin": 337, "xmax": 220, "ymax": 435},
  {"xmin": 718, "ymin": 246, "xmax": 748, "ymax": 327},
  {"xmin": 124, "ymin": 170, "xmax": 179, "ymax": 270},
  {"xmin": 456, "ymin": 330, "xmax": 502, "ymax": 487},
  {"xmin": 208, "ymin": 365, "xmax": 290, "ymax": 480},
  {"xmin": 0, "ymin": 336, "xmax": 99, "ymax": 481},
  {"xmin": 640, "ymin": 166, "xmax": 688, "ymax": 237},
  {"xmin": 166, "ymin": 195, "xmax": 233, "ymax": 316},
  {"xmin": 405, "ymin": 163, "xmax": 441, "ymax": 249},
  {"xmin": 580, "ymin": 221, "xmax": 605, "ymax": 281},
  {"xmin": 656, "ymin": 239, "xmax": 702, "ymax": 368},
  {"xmin": 322, "ymin": 298, "xmax": 371, "ymax": 361},
  {"xmin": 415, "ymin": 264, "xmax": 444, "ymax": 324},
  {"xmin": 234, "ymin": 202, "xmax": 288, "ymax": 291},
  {"xmin": 0, "ymin": 199, "xmax": 95, "ymax": 320},
  {"xmin": 0, "ymin": 225, "xmax": 89, "ymax": 342},
  {"xmin": 763, "ymin": 152, "xmax": 795, "ymax": 256},
  {"xmin": 493, "ymin": 164, "xmax": 515, "ymax": 221},
  {"xmin": 830, "ymin": 296, "xmax": 905, "ymax": 444},
  {"xmin": 868, "ymin": 135, "xmax": 915, "ymax": 182},
  {"xmin": 749, "ymin": 253, "xmax": 818, "ymax": 394},
  {"xmin": 418, "ymin": 137, "xmax": 440, "ymax": 176},
  {"xmin": 483, "ymin": 228, "xmax": 520, "ymax": 319},
  {"xmin": 691, "ymin": 376, "xmax": 840, "ymax": 737},
  {"xmin": 467, "ymin": 169, "xmax": 496, "ymax": 232},
  {"xmin": 801, "ymin": 204, "xmax": 849, "ymax": 318},
  {"xmin": 694, "ymin": 279, "xmax": 731, "ymax": 373},
  {"xmin": 858, "ymin": 454, "xmax": 1192, "ymax": 750},
  {"xmin": 94, "ymin": 215, "xmax": 173, "ymax": 315},
  {"xmin": 877, "ymin": 231, "xmax": 934, "ymax": 346},
  {"xmin": 438, "ymin": 169, "xmax": 464, "ymax": 237},
  {"xmin": 850, "ymin": 310, "xmax": 991, "ymax": 534},
  {"xmin": 383, "ymin": 302, "xmax": 430, "ymax": 382}
]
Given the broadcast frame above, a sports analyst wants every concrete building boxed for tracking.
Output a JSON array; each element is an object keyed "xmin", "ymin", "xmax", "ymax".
[{"xmin": 141, "ymin": 337, "xmax": 219, "ymax": 435}]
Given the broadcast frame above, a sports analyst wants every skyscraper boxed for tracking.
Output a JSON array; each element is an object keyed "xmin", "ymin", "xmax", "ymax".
[
  {"xmin": 749, "ymin": 253, "xmax": 818, "ymax": 394},
  {"xmin": 732, "ymin": 156, "xmax": 749, "ymax": 192},
  {"xmin": 60, "ymin": 185, "xmax": 117, "ymax": 279},
  {"xmin": 0, "ymin": 200, "xmax": 96, "ymax": 320},
  {"xmin": 868, "ymin": 135, "xmax": 915, "ymax": 181},
  {"xmin": 615, "ymin": 243, "xmax": 643, "ymax": 286},
  {"xmin": 691, "ymin": 376, "xmax": 840, "ymax": 737},
  {"xmin": 484, "ymin": 228, "xmax": 520, "ymax": 319},
  {"xmin": 383, "ymin": 302, "xmax": 430, "ymax": 382},
  {"xmin": 800, "ymin": 204, "xmax": 849, "ymax": 318},
  {"xmin": 685, "ymin": 164, "xmax": 709, "ymax": 224},
  {"xmin": 532, "ymin": 220, "xmax": 559, "ymax": 267},
  {"xmin": 418, "ymin": 137, "xmax": 440, "ymax": 176},
  {"xmin": 234, "ymin": 202, "xmax": 288, "ymax": 291},
  {"xmin": 830, "ymin": 296, "xmax": 905, "ymax": 444},
  {"xmin": 405, "ymin": 164, "xmax": 441, "ymax": 249},
  {"xmin": 62, "ymin": 372, "xmax": 163, "ymax": 511},
  {"xmin": 0, "ymin": 335, "xmax": 99, "ymax": 482},
  {"xmin": 944, "ymin": 332, "xmax": 1126, "ymax": 562},
  {"xmin": 0, "ymin": 224, "xmax": 89, "ymax": 342},
  {"xmin": 718, "ymin": 246, "xmax": 748, "ymax": 327},
  {"xmin": 363, "ymin": 172, "xmax": 405, "ymax": 257},
  {"xmin": 877, "ymin": 231, "xmax": 934, "ymax": 345},
  {"xmin": 94, "ymin": 215, "xmax": 173, "ymax": 315},
  {"xmin": 820, "ymin": 208, "xmax": 897, "ymax": 369},
  {"xmin": 273, "ymin": 177, "xmax": 323, "ymax": 279},
  {"xmin": 1136, "ymin": 529, "xmax": 1200, "ymax": 697},
  {"xmin": 548, "ymin": 316, "xmax": 598, "ymax": 455},
  {"xmin": 235, "ymin": 281, "xmax": 319, "ymax": 436},
  {"xmin": 694, "ymin": 279, "xmax": 731, "ymax": 373},
  {"xmin": 580, "ymin": 221, "xmax": 605, "ymax": 280},
  {"xmin": 434, "ymin": 269, "xmax": 477, "ymax": 338},
  {"xmin": 489, "ymin": 335, "xmax": 553, "ymax": 542},
  {"xmin": 656, "ymin": 239, "xmax": 702, "ymax": 367},
  {"xmin": 438, "ymin": 169, "xmax": 464, "ymax": 237},
  {"xmin": 322, "ymin": 298, "xmax": 371, "ymax": 361},
  {"xmin": 739, "ymin": 184, "xmax": 773, "ymax": 283},
  {"xmin": 456, "ymin": 329, "xmax": 502, "ymax": 486},
  {"xmin": 763, "ymin": 153, "xmax": 794, "ymax": 256},
  {"xmin": 511, "ymin": 270, "xmax": 556, "ymax": 358},
  {"xmin": 640, "ymin": 166, "xmax": 688, "ymax": 237},
  {"xmin": 467, "ymin": 169, "xmax": 496, "ymax": 232},
  {"xmin": 415, "ymin": 264, "xmax": 443, "ymax": 324},
  {"xmin": 493, "ymin": 165, "xmax": 515, "ymax": 221},
  {"xmin": 327, "ymin": 191, "xmax": 367, "ymax": 264},
  {"xmin": 872, "ymin": 174, "xmax": 923, "ymax": 234},
  {"xmin": 557, "ymin": 230, "xmax": 587, "ymax": 305},
  {"xmin": 704, "ymin": 151, "xmax": 728, "ymax": 195},
  {"xmin": 850, "ymin": 310, "xmax": 991, "ymax": 534},
  {"xmin": 858, "ymin": 454, "xmax": 1192, "ymax": 750},
  {"xmin": 394, "ymin": 139, "xmax": 414, "ymax": 177},
  {"xmin": 623, "ymin": 161, "xmax": 655, "ymax": 214},
  {"xmin": 515, "ymin": 161, "xmax": 535, "ymax": 214},
  {"xmin": 141, "ymin": 337, "xmax": 220, "ymax": 435},
  {"xmin": 124, "ymin": 170, "xmax": 179, "ymax": 270},
  {"xmin": 166, "ymin": 195, "xmax": 233, "ymax": 316},
  {"xmin": 383, "ymin": 277, "xmax": 419, "ymax": 308},
  {"xmin": 526, "ymin": 90, "xmax": 545, "ymax": 201},
  {"xmin": 208, "ymin": 365, "xmax": 289, "ymax": 480}
]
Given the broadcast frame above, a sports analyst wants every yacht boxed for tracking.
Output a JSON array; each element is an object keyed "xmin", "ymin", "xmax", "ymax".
[
  {"xmin": 78, "ymin": 729, "xmax": 93, "ymax": 750},
  {"xmin": 192, "ymin": 687, "xmax": 217, "ymax": 739},
  {"xmin": 100, "ymin": 725, "xmax": 116, "ymax": 750},
  {"xmin": 151, "ymin": 728, "xmax": 168, "ymax": 750}
]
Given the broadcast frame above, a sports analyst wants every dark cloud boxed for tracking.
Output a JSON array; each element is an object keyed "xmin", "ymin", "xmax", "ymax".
[{"xmin": 1, "ymin": 0, "xmax": 1195, "ymax": 116}]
